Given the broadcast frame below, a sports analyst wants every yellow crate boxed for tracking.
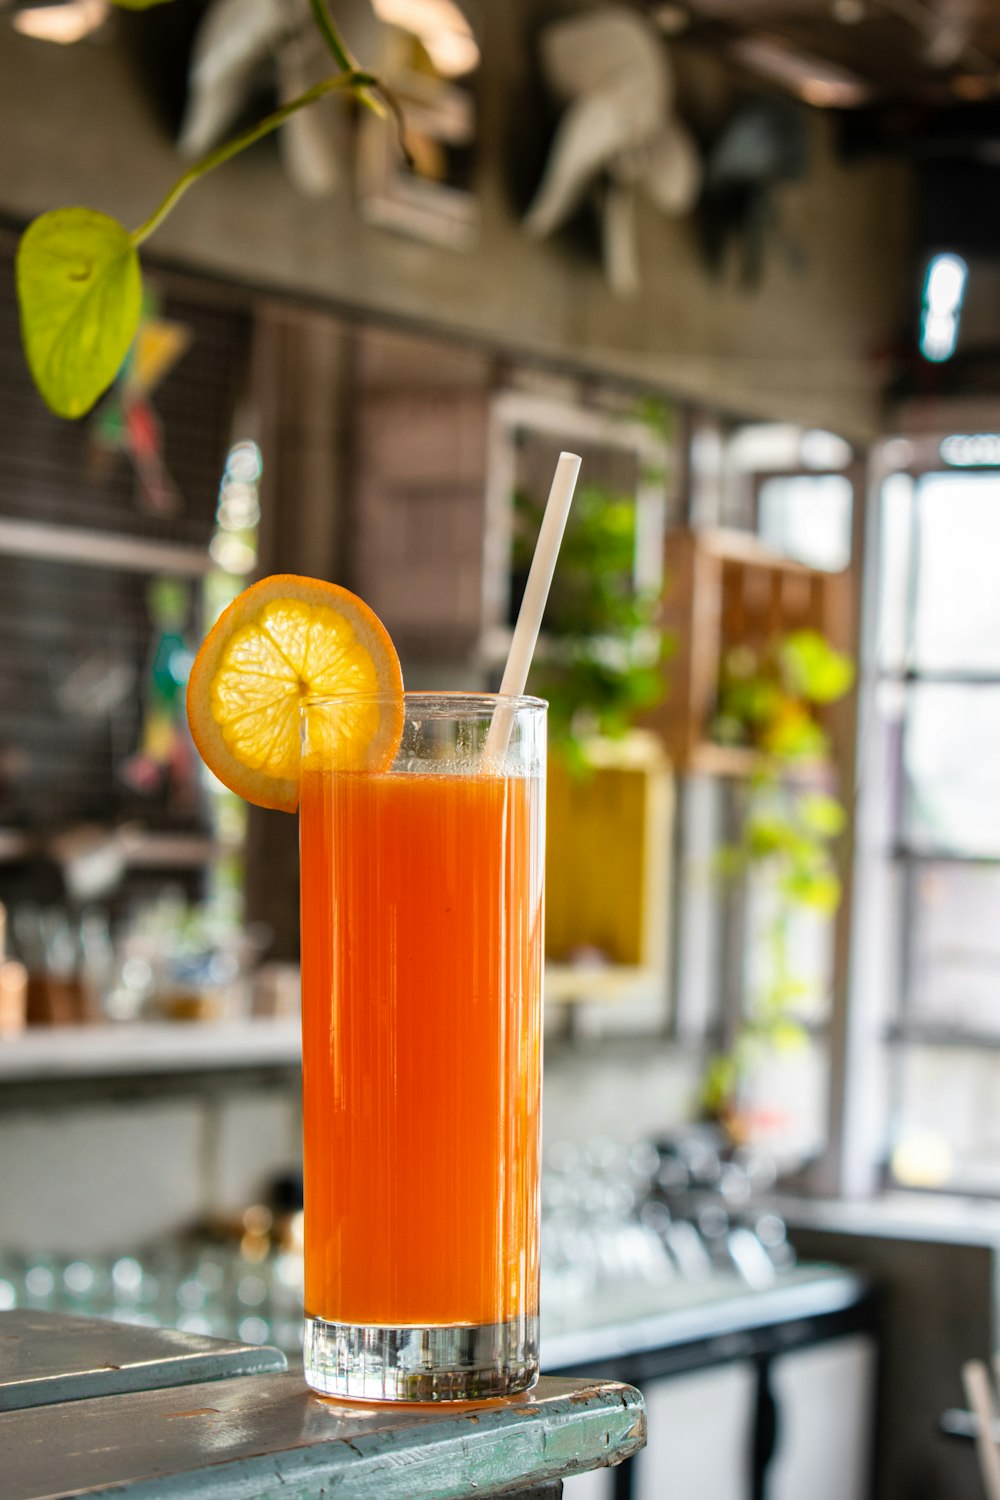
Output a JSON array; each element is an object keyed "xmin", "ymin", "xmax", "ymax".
[{"xmin": 545, "ymin": 732, "xmax": 673, "ymax": 977}]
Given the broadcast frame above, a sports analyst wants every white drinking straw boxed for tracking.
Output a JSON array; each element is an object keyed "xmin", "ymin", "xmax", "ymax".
[{"xmin": 484, "ymin": 450, "xmax": 582, "ymax": 761}]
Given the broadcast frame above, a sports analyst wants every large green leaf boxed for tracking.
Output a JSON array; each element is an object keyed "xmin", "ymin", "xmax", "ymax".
[{"xmin": 16, "ymin": 208, "xmax": 142, "ymax": 418}]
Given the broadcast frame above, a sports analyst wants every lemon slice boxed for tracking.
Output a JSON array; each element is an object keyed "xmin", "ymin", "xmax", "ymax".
[{"xmin": 186, "ymin": 574, "xmax": 403, "ymax": 811}]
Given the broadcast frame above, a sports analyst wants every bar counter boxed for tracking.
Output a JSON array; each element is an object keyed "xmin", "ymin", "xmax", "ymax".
[{"xmin": 1, "ymin": 1312, "xmax": 645, "ymax": 1500}]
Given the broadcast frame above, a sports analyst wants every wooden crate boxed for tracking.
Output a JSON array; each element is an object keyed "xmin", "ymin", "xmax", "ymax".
[
  {"xmin": 644, "ymin": 528, "xmax": 852, "ymax": 774},
  {"xmin": 545, "ymin": 733, "xmax": 673, "ymax": 991}
]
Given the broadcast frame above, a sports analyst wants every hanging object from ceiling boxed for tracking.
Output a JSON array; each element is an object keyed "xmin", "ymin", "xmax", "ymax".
[
  {"xmin": 178, "ymin": 0, "xmax": 341, "ymax": 198},
  {"xmin": 355, "ymin": 0, "xmax": 483, "ymax": 252},
  {"xmin": 522, "ymin": 6, "xmax": 703, "ymax": 298},
  {"xmin": 698, "ymin": 96, "xmax": 811, "ymax": 288}
]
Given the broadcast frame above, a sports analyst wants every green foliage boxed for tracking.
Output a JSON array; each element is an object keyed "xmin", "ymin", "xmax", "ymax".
[
  {"xmin": 781, "ymin": 630, "xmax": 855, "ymax": 704},
  {"xmin": 511, "ymin": 483, "xmax": 670, "ymax": 758},
  {"xmin": 780, "ymin": 863, "xmax": 841, "ymax": 912},
  {"xmin": 516, "ymin": 484, "xmax": 642, "ymax": 635},
  {"xmin": 16, "ymin": 209, "xmax": 141, "ymax": 418},
  {"xmin": 701, "ymin": 626, "xmax": 855, "ymax": 1129},
  {"xmin": 702, "ymin": 1050, "xmax": 740, "ymax": 1116},
  {"xmin": 15, "ymin": 5, "xmax": 386, "ymax": 419},
  {"xmin": 769, "ymin": 1017, "xmax": 808, "ymax": 1051},
  {"xmin": 633, "ymin": 396, "xmax": 675, "ymax": 445},
  {"xmin": 798, "ymin": 791, "xmax": 847, "ymax": 837},
  {"xmin": 715, "ymin": 629, "xmax": 854, "ymax": 759}
]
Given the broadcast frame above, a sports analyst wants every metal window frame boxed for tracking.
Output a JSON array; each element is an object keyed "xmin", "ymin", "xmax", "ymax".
[{"xmin": 842, "ymin": 453, "xmax": 1000, "ymax": 1194}]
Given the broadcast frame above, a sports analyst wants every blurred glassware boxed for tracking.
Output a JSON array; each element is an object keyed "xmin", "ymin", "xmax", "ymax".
[
  {"xmin": 542, "ymin": 1127, "xmax": 795, "ymax": 1316},
  {"xmin": 9, "ymin": 887, "xmax": 270, "ymax": 1026},
  {"xmin": 0, "ymin": 1132, "xmax": 795, "ymax": 1353}
]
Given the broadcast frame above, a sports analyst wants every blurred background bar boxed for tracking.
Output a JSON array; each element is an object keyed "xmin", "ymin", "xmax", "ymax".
[{"xmin": 3, "ymin": 1, "xmax": 1000, "ymax": 1495}]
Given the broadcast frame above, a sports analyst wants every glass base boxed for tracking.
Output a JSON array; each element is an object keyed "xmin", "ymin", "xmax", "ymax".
[{"xmin": 302, "ymin": 1313, "xmax": 539, "ymax": 1402}]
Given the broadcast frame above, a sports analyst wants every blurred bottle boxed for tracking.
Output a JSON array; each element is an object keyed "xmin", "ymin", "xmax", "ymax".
[{"xmin": 0, "ymin": 903, "xmax": 27, "ymax": 1036}]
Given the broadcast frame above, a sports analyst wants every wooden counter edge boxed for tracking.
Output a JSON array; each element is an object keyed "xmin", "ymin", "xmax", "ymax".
[{"xmin": 5, "ymin": 1371, "xmax": 647, "ymax": 1500}]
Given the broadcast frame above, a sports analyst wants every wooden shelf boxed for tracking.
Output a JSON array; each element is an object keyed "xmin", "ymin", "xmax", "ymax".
[
  {"xmin": 643, "ymin": 527, "xmax": 852, "ymax": 774},
  {"xmin": 119, "ymin": 832, "xmax": 239, "ymax": 869},
  {"xmin": 0, "ymin": 829, "xmax": 238, "ymax": 869},
  {"xmin": 544, "ymin": 962, "xmax": 663, "ymax": 1005},
  {"xmin": 0, "ymin": 1018, "xmax": 301, "ymax": 1082},
  {"xmin": 0, "ymin": 518, "xmax": 212, "ymax": 576},
  {"xmin": 682, "ymin": 743, "xmax": 760, "ymax": 779}
]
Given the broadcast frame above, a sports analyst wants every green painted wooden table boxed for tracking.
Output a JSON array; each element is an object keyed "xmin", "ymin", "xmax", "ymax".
[
  {"xmin": 0, "ymin": 1310, "xmax": 288, "ymax": 1410},
  {"xmin": 1, "ymin": 1314, "xmax": 645, "ymax": 1500}
]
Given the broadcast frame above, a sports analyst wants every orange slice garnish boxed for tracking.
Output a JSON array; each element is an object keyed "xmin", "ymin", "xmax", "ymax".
[{"xmin": 186, "ymin": 574, "xmax": 403, "ymax": 812}]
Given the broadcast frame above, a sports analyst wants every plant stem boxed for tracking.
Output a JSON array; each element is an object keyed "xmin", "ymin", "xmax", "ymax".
[
  {"xmin": 307, "ymin": 0, "xmax": 412, "ymax": 166},
  {"xmin": 307, "ymin": 0, "xmax": 354, "ymax": 72},
  {"xmin": 306, "ymin": 0, "xmax": 381, "ymax": 116},
  {"xmin": 130, "ymin": 68, "xmax": 376, "ymax": 248}
]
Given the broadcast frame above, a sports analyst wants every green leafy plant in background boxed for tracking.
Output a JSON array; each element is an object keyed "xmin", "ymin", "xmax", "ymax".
[
  {"xmin": 512, "ymin": 482, "xmax": 671, "ymax": 771},
  {"xmin": 15, "ymin": 0, "xmax": 399, "ymax": 418},
  {"xmin": 701, "ymin": 629, "xmax": 855, "ymax": 1133}
]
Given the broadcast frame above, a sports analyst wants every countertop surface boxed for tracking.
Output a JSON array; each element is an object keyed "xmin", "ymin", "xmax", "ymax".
[
  {"xmin": 3, "ymin": 1367, "xmax": 645, "ymax": 1500},
  {"xmin": 0, "ymin": 1020, "xmax": 302, "ymax": 1080},
  {"xmin": 0, "ymin": 1311, "xmax": 645, "ymax": 1500},
  {"xmin": 781, "ymin": 1191, "xmax": 1000, "ymax": 1247},
  {"xmin": 0, "ymin": 1310, "xmax": 287, "ymax": 1411},
  {"xmin": 541, "ymin": 1262, "xmax": 869, "ymax": 1368}
]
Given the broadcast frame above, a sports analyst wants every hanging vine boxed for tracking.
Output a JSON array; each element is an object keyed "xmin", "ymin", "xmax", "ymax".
[{"xmin": 15, "ymin": 0, "xmax": 403, "ymax": 418}]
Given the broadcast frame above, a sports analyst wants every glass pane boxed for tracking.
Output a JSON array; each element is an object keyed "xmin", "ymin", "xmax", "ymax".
[
  {"xmin": 904, "ymin": 684, "xmax": 1000, "ymax": 855},
  {"xmin": 876, "ymin": 471, "xmax": 914, "ymax": 674},
  {"xmin": 906, "ymin": 862, "xmax": 1000, "ymax": 1034},
  {"xmin": 740, "ymin": 1037, "xmax": 829, "ymax": 1168},
  {"xmin": 892, "ymin": 1045, "xmax": 1000, "ymax": 1193},
  {"xmin": 913, "ymin": 470, "xmax": 1000, "ymax": 673},
  {"xmin": 757, "ymin": 474, "xmax": 853, "ymax": 572},
  {"xmin": 744, "ymin": 865, "xmax": 835, "ymax": 1024}
]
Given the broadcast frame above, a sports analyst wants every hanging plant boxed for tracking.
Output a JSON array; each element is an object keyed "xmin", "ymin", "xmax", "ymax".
[
  {"xmin": 15, "ymin": 0, "xmax": 403, "ymax": 419},
  {"xmin": 511, "ymin": 480, "xmax": 671, "ymax": 771},
  {"xmin": 702, "ymin": 629, "xmax": 855, "ymax": 1136}
]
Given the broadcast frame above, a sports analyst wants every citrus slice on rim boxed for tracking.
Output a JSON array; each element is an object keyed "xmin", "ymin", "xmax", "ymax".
[{"xmin": 186, "ymin": 574, "xmax": 403, "ymax": 812}]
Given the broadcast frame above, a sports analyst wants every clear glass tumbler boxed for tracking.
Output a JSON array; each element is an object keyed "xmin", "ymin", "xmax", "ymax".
[{"xmin": 299, "ymin": 692, "xmax": 546, "ymax": 1400}]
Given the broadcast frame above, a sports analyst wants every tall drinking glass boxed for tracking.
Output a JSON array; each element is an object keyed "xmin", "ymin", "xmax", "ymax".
[{"xmin": 299, "ymin": 692, "xmax": 546, "ymax": 1401}]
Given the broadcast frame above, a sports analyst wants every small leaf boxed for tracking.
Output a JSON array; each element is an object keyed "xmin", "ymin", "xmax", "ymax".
[
  {"xmin": 745, "ymin": 812, "xmax": 800, "ymax": 859},
  {"xmin": 780, "ymin": 631, "xmax": 855, "ymax": 705},
  {"xmin": 17, "ymin": 208, "xmax": 142, "ymax": 418},
  {"xmin": 799, "ymin": 792, "xmax": 847, "ymax": 838},
  {"xmin": 108, "ymin": 0, "xmax": 176, "ymax": 9},
  {"xmin": 781, "ymin": 866, "xmax": 842, "ymax": 913},
  {"xmin": 761, "ymin": 706, "xmax": 829, "ymax": 761},
  {"xmin": 701, "ymin": 1052, "xmax": 739, "ymax": 1114},
  {"xmin": 769, "ymin": 1018, "xmax": 807, "ymax": 1052},
  {"xmin": 760, "ymin": 977, "xmax": 812, "ymax": 1011}
]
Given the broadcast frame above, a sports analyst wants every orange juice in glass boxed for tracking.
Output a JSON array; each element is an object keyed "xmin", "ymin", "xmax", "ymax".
[{"xmin": 299, "ymin": 692, "xmax": 546, "ymax": 1401}]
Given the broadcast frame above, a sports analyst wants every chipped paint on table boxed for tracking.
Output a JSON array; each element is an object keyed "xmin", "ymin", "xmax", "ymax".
[{"xmin": 3, "ymin": 1370, "xmax": 646, "ymax": 1499}]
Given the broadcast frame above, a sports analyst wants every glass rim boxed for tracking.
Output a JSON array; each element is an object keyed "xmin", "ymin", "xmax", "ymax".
[{"xmin": 302, "ymin": 689, "xmax": 547, "ymax": 712}]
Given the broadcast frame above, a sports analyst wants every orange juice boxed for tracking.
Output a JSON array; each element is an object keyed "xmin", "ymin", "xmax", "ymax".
[{"xmin": 299, "ymin": 759, "xmax": 543, "ymax": 1337}]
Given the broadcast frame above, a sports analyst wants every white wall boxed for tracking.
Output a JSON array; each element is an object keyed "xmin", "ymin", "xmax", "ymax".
[{"xmin": 0, "ymin": 1042, "xmax": 700, "ymax": 1254}]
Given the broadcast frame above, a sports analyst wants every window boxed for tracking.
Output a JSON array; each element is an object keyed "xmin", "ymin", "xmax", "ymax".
[
  {"xmin": 874, "ymin": 462, "xmax": 1000, "ymax": 1192},
  {"xmin": 670, "ymin": 419, "xmax": 858, "ymax": 1167}
]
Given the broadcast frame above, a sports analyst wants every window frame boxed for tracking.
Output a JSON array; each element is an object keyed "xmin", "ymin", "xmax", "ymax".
[{"xmin": 841, "ymin": 446, "xmax": 1000, "ymax": 1197}]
